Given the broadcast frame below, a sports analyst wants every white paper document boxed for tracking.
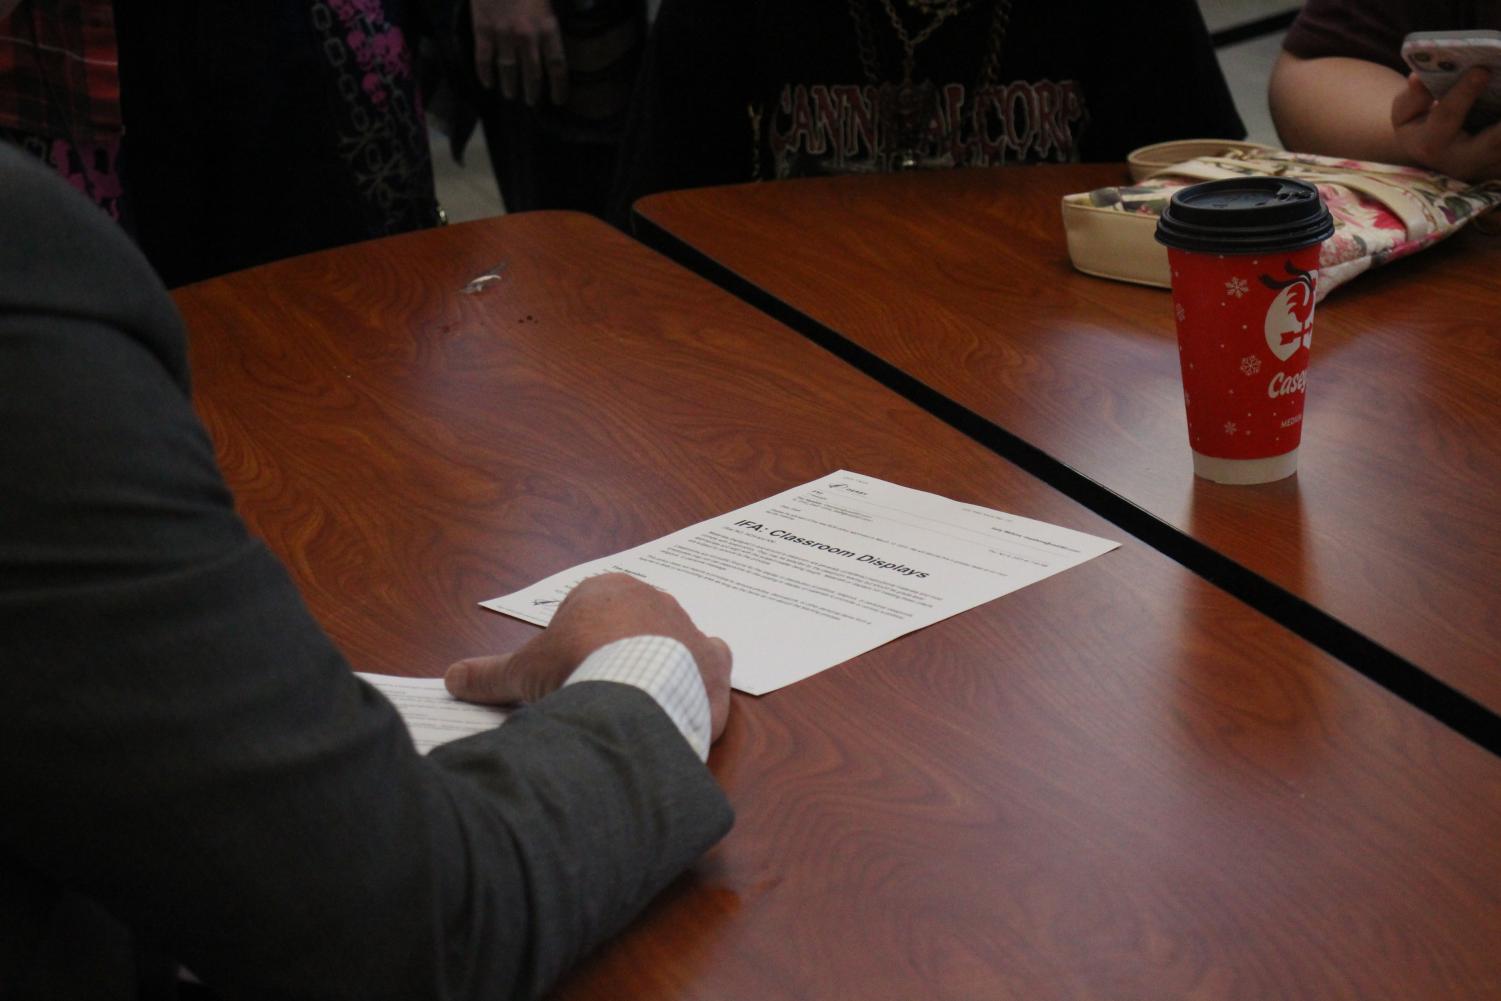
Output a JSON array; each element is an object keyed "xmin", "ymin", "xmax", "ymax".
[
  {"xmin": 356, "ymin": 672, "xmax": 509, "ymax": 754},
  {"xmin": 482, "ymin": 471, "xmax": 1119, "ymax": 695}
]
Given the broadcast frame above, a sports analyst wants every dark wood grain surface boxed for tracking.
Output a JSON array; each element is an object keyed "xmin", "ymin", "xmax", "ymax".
[
  {"xmin": 176, "ymin": 213, "xmax": 1501, "ymax": 1000},
  {"xmin": 636, "ymin": 165, "xmax": 1501, "ymax": 720}
]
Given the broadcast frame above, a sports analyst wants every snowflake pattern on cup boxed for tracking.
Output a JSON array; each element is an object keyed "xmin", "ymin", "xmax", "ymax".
[{"xmin": 1167, "ymin": 242, "xmax": 1321, "ymax": 461}]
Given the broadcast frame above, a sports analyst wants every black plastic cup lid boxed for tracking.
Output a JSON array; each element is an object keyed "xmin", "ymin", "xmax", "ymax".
[{"xmin": 1154, "ymin": 177, "xmax": 1334, "ymax": 254}]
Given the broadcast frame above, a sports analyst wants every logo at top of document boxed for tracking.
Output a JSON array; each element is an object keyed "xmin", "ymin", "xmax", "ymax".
[
  {"xmin": 826, "ymin": 483, "xmax": 868, "ymax": 496},
  {"xmin": 1261, "ymin": 261, "xmax": 1317, "ymax": 363}
]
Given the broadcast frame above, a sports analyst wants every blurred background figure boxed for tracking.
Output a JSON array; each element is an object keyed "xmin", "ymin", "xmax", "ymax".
[
  {"xmin": 1, "ymin": 1, "xmax": 439, "ymax": 287},
  {"xmin": 113, "ymin": 3, "xmax": 439, "ymax": 286},
  {"xmin": 0, "ymin": 0, "xmax": 125, "ymax": 220},
  {"xmin": 426, "ymin": 0, "xmax": 647, "ymax": 216},
  {"xmin": 607, "ymin": 0, "xmax": 1246, "ymax": 222}
]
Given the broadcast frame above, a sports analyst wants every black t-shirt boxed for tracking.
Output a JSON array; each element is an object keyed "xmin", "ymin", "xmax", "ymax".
[
  {"xmin": 1284, "ymin": 0, "xmax": 1501, "ymax": 74},
  {"xmin": 611, "ymin": 0, "xmax": 1245, "ymax": 217}
]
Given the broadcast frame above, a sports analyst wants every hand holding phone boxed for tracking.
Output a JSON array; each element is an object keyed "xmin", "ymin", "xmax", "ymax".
[{"xmin": 1401, "ymin": 29, "xmax": 1501, "ymax": 130}]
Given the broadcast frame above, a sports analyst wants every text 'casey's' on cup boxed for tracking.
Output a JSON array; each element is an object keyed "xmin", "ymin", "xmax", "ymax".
[{"xmin": 1154, "ymin": 177, "xmax": 1334, "ymax": 485}]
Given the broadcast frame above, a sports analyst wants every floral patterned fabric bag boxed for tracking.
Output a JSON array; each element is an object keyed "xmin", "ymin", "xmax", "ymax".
[{"xmin": 1062, "ymin": 142, "xmax": 1501, "ymax": 301}]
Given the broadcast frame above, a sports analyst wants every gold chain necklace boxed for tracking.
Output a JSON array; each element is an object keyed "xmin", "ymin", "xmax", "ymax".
[
  {"xmin": 847, "ymin": 0, "xmax": 1014, "ymax": 169},
  {"xmin": 876, "ymin": 0, "xmax": 960, "ymax": 87},
  {"xmin": 903, "ymin": 0, "xmax": 977, "ymax": 14}
]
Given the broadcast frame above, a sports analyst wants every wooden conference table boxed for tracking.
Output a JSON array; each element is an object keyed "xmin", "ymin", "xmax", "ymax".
[
  {"xmin": 175, "ymin": 213, "xmax": 1501, "ymax": 998},
  {"xmin": 636, "ymin": 165, "xmax": 1501, "ymax": 737}
]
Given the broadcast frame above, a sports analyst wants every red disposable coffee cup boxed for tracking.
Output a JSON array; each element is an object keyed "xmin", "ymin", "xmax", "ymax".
[{"xmin": 1155, "ymin": 178, "xmax": 1334, "ymax": 484}]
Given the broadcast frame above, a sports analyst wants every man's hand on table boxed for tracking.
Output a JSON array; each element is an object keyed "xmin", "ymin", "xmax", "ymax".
[{"xmin": 445, "ymin": 573, "xmax": 732, "ymax": 745}]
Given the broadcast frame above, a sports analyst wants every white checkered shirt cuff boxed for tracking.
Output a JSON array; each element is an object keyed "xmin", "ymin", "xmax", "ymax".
[{"xmin": 564, "ymin": 635, "xmax": 712, "ymax": 761}]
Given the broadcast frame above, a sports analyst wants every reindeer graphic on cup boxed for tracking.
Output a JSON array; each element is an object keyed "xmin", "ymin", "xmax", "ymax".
[
  {"xmin": 1260, "ymin": 261, "xmax": 1317, "ymax": 399},
  {"xmin": 1262, "ymin": 261, "xmax": 1317, "ymax": 361}
]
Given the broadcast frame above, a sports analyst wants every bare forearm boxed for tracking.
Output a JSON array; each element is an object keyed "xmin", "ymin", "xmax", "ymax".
[{"xmin": 1269, "ymin": 52, "xmax": 1409, "ymax": 162}]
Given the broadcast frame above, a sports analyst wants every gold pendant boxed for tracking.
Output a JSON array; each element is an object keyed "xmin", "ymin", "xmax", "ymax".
[{"xmin": 880, "ymin": 80, "xmax": 936, "ymax": 169}]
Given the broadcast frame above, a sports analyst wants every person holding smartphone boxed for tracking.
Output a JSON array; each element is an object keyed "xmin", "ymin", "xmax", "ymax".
[{"xmin": 1268, "ymin": 0, "xmax": 1501, "ymax": 181}]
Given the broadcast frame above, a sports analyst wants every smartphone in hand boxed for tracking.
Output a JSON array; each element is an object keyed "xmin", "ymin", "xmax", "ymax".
[{"xmin": 1402, "ymin": 29, "xmax": 1501, "ymax": 130}]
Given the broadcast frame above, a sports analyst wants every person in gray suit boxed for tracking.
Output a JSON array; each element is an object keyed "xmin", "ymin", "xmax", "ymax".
[{"xmin": 0, "ymin": 140, "xmax": 733, "ymax": 1000}]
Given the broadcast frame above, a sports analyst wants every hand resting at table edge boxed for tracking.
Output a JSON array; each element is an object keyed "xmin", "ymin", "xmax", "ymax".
[{"xmin": 446, "ymin": 572, "xmax": 734, "ymax": 747}]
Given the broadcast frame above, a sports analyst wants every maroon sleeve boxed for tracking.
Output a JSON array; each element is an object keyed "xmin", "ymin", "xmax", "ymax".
[{"xmin": 1282, "ymin": 0, "xmax": 1481, "ymax": 75}]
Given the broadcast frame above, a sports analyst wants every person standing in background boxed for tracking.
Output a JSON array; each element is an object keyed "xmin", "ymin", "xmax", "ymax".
[
  {"xmin": 112, "ymin": 2, "xmax": 440, "ymax": 287},
  {"xmin": 605, "ymin": 0, "xmax": 1245, "ymax": 224},
  {"xmin": 1269, "ymin": 0, "xmax": 1501, "ymax": 182},
  {"xmin": 0, "ymin": 0, "xmax": 126, "ymax": 219},
  {"xmin": 2, "ymin": 1, "xmax": 440, "ymax": 287},
  {"xmin": 426, "ymin": 0, "xmax": 647, "ymax": 216}
]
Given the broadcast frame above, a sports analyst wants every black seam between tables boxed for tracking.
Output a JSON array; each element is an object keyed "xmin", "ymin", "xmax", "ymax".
[{"xmin": 634, "ymin": 210, "xmax": 1501, "ymax": 760}]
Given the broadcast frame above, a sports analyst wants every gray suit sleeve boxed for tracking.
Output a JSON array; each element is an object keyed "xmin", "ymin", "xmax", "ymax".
[{"xmin": 0, "ymin": 144, "xmax": 732, "ymax": 1001}]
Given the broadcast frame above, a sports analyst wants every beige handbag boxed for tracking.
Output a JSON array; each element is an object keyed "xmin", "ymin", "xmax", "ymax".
[{"xmin": 1063, "ymin": 140, "xmax": 1501, "ymax": 300}]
